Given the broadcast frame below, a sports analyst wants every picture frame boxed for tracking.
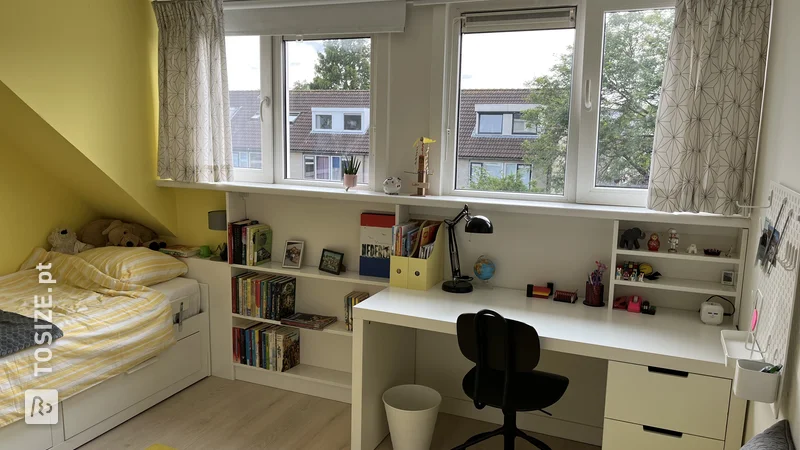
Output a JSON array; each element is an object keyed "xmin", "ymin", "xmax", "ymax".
[
  {"xmin": 319, "ymin": 249, "xmax": 345, "ymax": 275},
  {"xmin": 282, "ymin": 240, "xmax": 305, "ymax": 269},
  {"xmin": 721, "ymin": 270, "xmax": 736, "ymax": 286}
]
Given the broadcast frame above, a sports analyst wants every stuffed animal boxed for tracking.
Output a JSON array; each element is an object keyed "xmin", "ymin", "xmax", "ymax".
[
  {"xmin": 48, "ymin": 228, "xmax": 94, "ymax": 255},
  {"xmin": 619, "ymin": 227, "xmax": 646, "ymax": 250},
  {"xmin": 78, "ymin": 219, "xmax": 166, "ymax": 251}
]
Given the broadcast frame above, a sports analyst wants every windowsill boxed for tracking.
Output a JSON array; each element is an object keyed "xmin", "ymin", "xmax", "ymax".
[{"xmin": 156, "ymin": 179, "xmax": 751, "ymax": 228}]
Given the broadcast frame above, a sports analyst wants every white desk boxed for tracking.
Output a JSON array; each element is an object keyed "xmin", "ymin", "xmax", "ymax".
[{"xmin": 351, "ymin": 284, "xmax": 746, "ymax": 450}]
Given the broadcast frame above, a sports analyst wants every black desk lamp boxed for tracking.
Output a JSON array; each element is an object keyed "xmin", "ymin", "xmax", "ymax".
[{"xmin": 442, "ymin": 204, "xmax": 493, "ymax": 294}]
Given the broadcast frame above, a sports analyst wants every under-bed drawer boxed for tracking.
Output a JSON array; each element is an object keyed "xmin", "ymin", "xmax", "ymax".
[
  {"xmin": 603, "ymin": 418, "xmax": 724, "ymax": 450},
  {"xmin": 605, "ymin": 361, "xmax": 731, "ymax": 440},
  {"xmin": 62, "ymin": 331, "xmax": 202, "ymax": 439}
]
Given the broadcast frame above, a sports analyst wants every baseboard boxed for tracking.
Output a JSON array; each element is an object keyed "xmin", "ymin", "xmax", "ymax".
[
  {"xmin": 439, "ymin": 396, "xmax": 603, "ymax": 446},
  {"xmin": 234, "ymin": 366, "xmax": 351, "ymax": 404}
]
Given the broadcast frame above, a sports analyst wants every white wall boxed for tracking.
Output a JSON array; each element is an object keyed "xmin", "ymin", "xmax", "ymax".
[{"xmin": 740, "ymin": 0, "xmax": 800, "ymax": 443}]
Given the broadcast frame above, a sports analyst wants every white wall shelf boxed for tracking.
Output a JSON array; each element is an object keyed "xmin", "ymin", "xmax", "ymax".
[
  {"xmin": 232, "ymin": 313, "xmax": 353, "ymax": 337},
  {"xmin": 616, "ymin": 248, "xmax": 743, "ymax": 265},
  {"xmin": 230, "ymin": 261, "xmax": 389, "ymax": 287},
  {"xmin": 614, "ymin": 277, "xmax": 738, "ymax": 297},
  {"xmin": 157, "ymin": 179, "xmax": 750, "ymax": 228},
  {"xmin": 233, "ymin": 362, "xmax": 352, "ymax": 389}
]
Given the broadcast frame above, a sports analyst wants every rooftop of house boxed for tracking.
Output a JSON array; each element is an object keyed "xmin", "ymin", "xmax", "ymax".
[{"xmin": 230, "ymin": 88, "xmax": 534, "ymax": 160}]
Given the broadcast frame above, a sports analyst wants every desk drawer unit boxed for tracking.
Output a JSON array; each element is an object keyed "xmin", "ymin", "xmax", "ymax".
[
  {"xmin": 603, "ymin": 419, "xmax": 724, "ymax": 450},
  {"xmin": 605, "ymin": 361, "xmax": 731, "ymax": 440}
]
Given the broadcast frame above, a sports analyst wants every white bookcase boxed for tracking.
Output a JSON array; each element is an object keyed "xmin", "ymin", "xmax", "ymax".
[
  {"xmin": 609, "ymin": 220, "xmax": 748, "ymax": 325},
  {"xmin": 223, "ymin": 192, "xmax": 394, "ymax": 403}
]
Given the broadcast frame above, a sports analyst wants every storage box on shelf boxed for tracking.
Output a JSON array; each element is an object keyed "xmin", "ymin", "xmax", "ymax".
[
  {"xmin": 390, "ymin": 224, "xmax": 446, "ymax": 290},
  {"xmin": 609, "ymin": 220, "xmax": 747, "ymax": 324}
]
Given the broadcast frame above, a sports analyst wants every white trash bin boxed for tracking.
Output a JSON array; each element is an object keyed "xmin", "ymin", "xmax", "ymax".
[{"xmin": 383, "ymin": 384, "xmax": 442, "ymax": 450}]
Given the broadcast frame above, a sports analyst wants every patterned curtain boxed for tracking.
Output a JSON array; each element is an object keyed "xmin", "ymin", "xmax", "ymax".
[
  {"xmin": 647, "ymin": 0, "xmax": 771, "ymax": 214},
  {"xmin": 153, "ymin": 0, "xmax": 232, "ymax": 183}
]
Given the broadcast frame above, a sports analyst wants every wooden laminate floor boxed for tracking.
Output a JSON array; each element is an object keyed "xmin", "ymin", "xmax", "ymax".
[{"xmin": 79, "ymin": 377, "xmax": 599, "ymax": 450}]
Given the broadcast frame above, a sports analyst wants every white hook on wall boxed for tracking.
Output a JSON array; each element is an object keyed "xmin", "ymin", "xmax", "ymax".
[{"xmin": 737, "ymin": 190, "xmax": 774, "ymax": 210}]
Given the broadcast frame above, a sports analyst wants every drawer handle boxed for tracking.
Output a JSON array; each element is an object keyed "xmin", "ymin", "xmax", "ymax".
[
  {"xmin": 643, "ymin": 425, "xmax": 683, "ymax": 438},
  {"xmin": 647, "ymin": 366, "xmax": 688, "ymax": 378},
  {"xmin": 126, "ymin": 357, "xmax": 159, "ymax": 375},
  {"xmin": 414, "ymin": 271, "xmax": 420, "ymax": 276},
  {"xmin": 396, "ymin": 269, "xmax": 402, "ymax": 274}
]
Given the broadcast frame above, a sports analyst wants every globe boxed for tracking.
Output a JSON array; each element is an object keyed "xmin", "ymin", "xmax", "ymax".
[{"xmin": 473, "ymin": 255, "xmax": 496, "ymax": 282}]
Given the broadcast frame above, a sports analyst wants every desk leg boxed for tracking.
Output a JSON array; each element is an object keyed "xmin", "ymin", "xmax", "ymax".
[{"xmin": 352, "ymin": 319, "xmax": 416, "ymax": 450}]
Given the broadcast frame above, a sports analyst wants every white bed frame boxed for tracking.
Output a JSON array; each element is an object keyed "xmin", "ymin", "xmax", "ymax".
[{"xmin": 0, "ymin": 284, "xmax": 211, "ymax": 450}]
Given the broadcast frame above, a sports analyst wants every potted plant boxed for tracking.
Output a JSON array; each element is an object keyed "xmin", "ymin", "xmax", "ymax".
[{"xmin": 342, "ymin": 155, "xmax": 361, "ymax": 191}]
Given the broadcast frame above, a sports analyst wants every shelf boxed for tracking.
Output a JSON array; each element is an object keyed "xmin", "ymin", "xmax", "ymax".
[
  {"xmin": 233, "ymin": 362, "xmax": 352, "ymax": 389},
  {"xmin": 613, "ymin": 276, "xmax": 737, "ymax": 297},
  {"xmin": 230, "ymin": 261, "xmax": 389, "ymax": 287},
  {"xmin": 156, "ymin": 179, "xmax": 750, "ymax": 228},
  {"xmin": 232, "ymin": 313, "xmax": 352, "ymax": 337},
  {"xmin": 615, "ymin": 248, "xmax": 743, "ymax": 265}
]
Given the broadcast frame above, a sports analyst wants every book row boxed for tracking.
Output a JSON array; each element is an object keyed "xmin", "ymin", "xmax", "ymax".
[
  {"xmin": 232, "ymin": 272, "xmax": 296, "ymax": 320},
  {"xmin": 228, "ymin": 219, "xmax": 273, "ymax": 266},
  {"xmin": 344, "ymin": 291, "xmax": 370, "ymax": 331},
  {"xmin": 233, "ymin": 324, "xmax": 300, "ymax": 372}
]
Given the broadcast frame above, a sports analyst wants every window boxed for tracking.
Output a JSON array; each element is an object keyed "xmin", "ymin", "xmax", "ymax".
[
  {"xmin": 448, "ymin": 2, "xmax": 677, "ymax": 206},
  {"xmin": 512, "ymin": 112, "xmax": 538, "ymax": 135},
  {"xmin": 225, "ymin": 35, "xmax": 272, "ymax": 183},
  {"xmin": 452, "ymin": 8, "xmax": 577, "ymax": 196},
  {"xmin": 285, "ymin": 37, "xmax": 372, "ymax": 184},
  {"xmin": 344, "ymin": 114, "xmax": 362, "ymax": 131},
  {"xmin": 315, "ymin": 114, "xmax": 333, "ymax": 130},
  {"xmin": 576, "ymin": 3, "xmax": 675, "ymax": 205},
  {"xmin": 304, "ymin": 155, "xmax": 315, "ymax": 179},
  {"xmin": 477, "ymin": 113, "xmax": 503, "ymax": 135}
]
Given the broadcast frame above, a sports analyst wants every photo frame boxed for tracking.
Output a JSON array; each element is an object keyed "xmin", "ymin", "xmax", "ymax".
[
  {"xmin": 319, "ymin": 249, "xmax": 345, "ymax": 275},
  {"xmin": 282, "ymin": 240, "xmax": 305, "ymax": 269},
  {"xmin": 721, "ymin": 270, "xmax": 736, "ymax": 286}
]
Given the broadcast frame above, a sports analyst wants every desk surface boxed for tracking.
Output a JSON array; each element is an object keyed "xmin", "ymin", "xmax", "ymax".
[{"xmin": 354, "ymin": 284, "xmax": 736, "ymax": 378}]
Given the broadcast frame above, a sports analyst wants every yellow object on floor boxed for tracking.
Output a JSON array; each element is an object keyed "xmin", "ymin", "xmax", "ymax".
[{"xmin": 146, "ymin": 445, "xmax": 177, "ymax": 450}]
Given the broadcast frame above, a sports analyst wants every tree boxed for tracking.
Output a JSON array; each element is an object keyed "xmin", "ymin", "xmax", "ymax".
[
  {"xmin": 521, "ymin": 9, "xmax": 674, "ymax": 192},
  {"xmin": 469, "ymin": 167, "xmax": 530, "ymax": 193},
  {"xmin": 294, "ymin": 39, "xmax": 370, "ymax": 90}
]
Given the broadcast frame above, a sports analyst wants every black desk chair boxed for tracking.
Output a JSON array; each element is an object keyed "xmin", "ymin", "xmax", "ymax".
[{"xmin": 453, "ymin": 310, "xmax": 569, "ymax": 450}]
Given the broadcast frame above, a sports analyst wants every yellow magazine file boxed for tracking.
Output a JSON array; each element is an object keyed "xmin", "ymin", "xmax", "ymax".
[{"xmin": 390, "ymin": 225, "xmax": 445, "ymax": 290}]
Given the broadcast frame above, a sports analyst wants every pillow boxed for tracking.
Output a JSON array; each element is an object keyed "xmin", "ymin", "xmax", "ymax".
[
  {"xmin": 77, "ymin": 247, "xmax": 187, "ymax": 286},
  {"xmin": 742, "ymin": 420, "xmax": 795, "ymax": 450}
]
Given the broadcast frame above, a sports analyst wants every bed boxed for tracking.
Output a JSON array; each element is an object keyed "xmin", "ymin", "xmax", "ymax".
[{"xmin": 0, "ymin": 249, "xmax": 210, "ymax": 450}]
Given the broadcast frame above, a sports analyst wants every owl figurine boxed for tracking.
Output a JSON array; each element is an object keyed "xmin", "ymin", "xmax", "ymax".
[{"xmin": 383, "ymin": 177, "xmax": 402, "ymax": 195}]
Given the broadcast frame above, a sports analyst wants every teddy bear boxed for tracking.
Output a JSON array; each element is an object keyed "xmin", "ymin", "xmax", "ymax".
[
  {"xmin": 78, "ymin": 219, "xmax": 166, "ymax": 251},
  {"xmin": 48, "ymin": 228, "xmax": 95, "ymax": 255}
]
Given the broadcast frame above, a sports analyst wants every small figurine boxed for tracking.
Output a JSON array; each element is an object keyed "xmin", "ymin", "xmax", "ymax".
[
  {"xmin": 619, "ymin": 228, "xmax": 646, "ymax": 250},
  {"xmin": 667, "ymin": 228, "xmax": 679, "ymax": 253},
  {"xmin": 647, "ymin": 233, "xmax": 660, "ymax": 252},
  {"xmin": 687, "ymin": 244, "xmax": 698, "ymax": 254},
  {"xmin": 383, "ymin": 177, "xmax": 402, "ymax": 195},
  {"xmin": 615, "ymin": 266, "xmax": 622, "ymax": 280},
  {"xmin": 637, "ymin": 272, "xmax": 645, "ymax": 282}
]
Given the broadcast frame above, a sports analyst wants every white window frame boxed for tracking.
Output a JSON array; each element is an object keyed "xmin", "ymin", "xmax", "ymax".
[
  {"xmin": 230, "ymin": 36, "xmax": 274, "ymax": 184},
  {"xmin": 575, "ymin": 0, "xmax": 676, "ymax": 207},
  {"xmin": 442, "ymin": 0, "xmax": 585, "ymax": 202},
  {"xmin": 273, "ymin": 35, "xmax": 378, "ymax": 189}
]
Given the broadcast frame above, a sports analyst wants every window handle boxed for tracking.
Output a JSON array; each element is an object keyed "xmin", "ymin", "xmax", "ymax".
[
  {"xmin": 583, "ymin": 79, "xmax": 593, "ymax": 110},
  {"xmin": 260, "ymin": 96, "xmax": 271, "ymax": 122}
]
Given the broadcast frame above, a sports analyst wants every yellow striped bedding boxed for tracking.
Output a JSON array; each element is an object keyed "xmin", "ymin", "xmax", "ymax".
[
  {"xmin": 0, "ymin": 248, "xmax": 175, "ymax": 428},
  {"xmin": 77, "ymin": 246, "xmax": 188, "ymax": 287}
]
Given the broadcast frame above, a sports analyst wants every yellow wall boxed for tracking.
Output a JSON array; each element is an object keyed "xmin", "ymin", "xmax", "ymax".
[
  {"xmin": 0, "ymin": 0, "xmax": 176, "ymax": 234},
  {"xmin": 173, "ymin": 189, "xmax": 228, "ymax": 248},
  {"xmin": 0, "ymin": 142, "xmax": 96, "ymax": 275}
]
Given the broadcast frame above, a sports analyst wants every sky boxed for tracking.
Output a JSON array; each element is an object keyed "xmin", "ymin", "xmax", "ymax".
[{"xmin": 225, "ymin": 29, "xmax": 575, "ymax": 91}]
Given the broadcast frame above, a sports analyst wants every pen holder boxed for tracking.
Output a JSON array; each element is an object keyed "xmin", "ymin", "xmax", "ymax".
[
  {"xmin": 733, "ymin": 359, "xmax": 780, "ymax": 403},
  {"xmin": 583, "ymin": 282, "xmax": 605, "ymax": 307}
]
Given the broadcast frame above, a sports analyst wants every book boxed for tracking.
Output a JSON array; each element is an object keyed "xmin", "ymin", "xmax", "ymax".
[
  {"xmin": 231, "ymin": 272, "xmax": 296, "ymax": 319},
  {"xmin": 275, "ymin": 327, "xmax": 300, "ymax": 373},
  {"xmin": 344, "ymin": 291, "xmax": 370, "ymax": 331},
  {"xmin": 391, "ymin": 221, "xmax": 420, "ymax": 256},
  {"xmin": 281, "ymin": 313, "xmax": 337, "ymax": 330},
  {"xmin": 247, "ymin": 224, "xmax": 273, "ymax": 266},
  {"xmin": 228, "ymin": 219, "xmax": 258, "ymax": 265},
  {"xmin": 361, "ymin": 212, "xmax": 394, "ymax": 260},
  {"xmin": 159, "ymin": 245, "xmax": 200, "ymax": 258}
]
